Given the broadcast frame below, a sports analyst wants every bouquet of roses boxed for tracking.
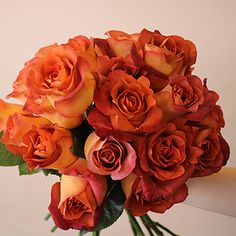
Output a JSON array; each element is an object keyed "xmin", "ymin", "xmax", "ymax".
[{"xmin": 0, "ymin": 29, "xmax": 229, "ymax": 236}]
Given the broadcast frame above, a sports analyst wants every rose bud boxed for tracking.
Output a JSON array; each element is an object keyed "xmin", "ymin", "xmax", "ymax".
[
  {"xmin": 155, "ymin": 75, "xmax": 204, "ymax": 122},
  {"xmin": 8, "ymin": 43, "xmax": 95, "ymax": 129},
  {"xmin": 138, "ymin": 123, "xmax": 187, "ymax": 181},
  {"xmin": 191, "ymin": 128, "xmax": 230, "ymax": 177},
  {"xmin": 88, "ymin": 70, "xmax": 162, "ymax": 137},
  {"xmin": 49, "ymin": 158, "xmax": 107, "ymax": 230},
  {"xmin": 122, "ymin": 173, "xmax": 189, "ymax": 216},
  {"xmin": 84, "ymin": 132, "xmax": 137, "ymax": 180},
  {"xmin": 1, "ymin": 113, "xmax": 77, "ymax": 171}
]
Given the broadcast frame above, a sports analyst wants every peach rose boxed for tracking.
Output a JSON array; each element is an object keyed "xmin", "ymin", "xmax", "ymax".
[
  {"xmin": 122, "ymin": 173, "xmax": 191, "ymax": 216},
  {"xmin": 8, "ymin": 43, "xmax": 95, "ymax": 129},
  {"xmin": 84, "ymin": 132, "xmax": 137, "ymax": 180},
  {"xmin": 138, "ymin": 123, "xmax": 187, "ymax": 181},
  {"xmin": 88, "ymin": 70, "xmax": 162, "ymax": 137},
  {"xmin": 1, "ymin": 113, "xmax": 77, "ymax": 171},
  {"xmin": 49, "ymin": 159, "xmax": 107, "ymax": 230},
  {"xmin": 155, "ymin": 75, "xmax": 204, "ymax": 122}
]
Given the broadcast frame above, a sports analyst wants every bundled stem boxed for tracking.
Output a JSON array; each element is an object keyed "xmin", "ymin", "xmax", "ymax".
[
  {"xmin": 140, "ymin": 214, "xmax": 164, "ymax": 236},
  {"xmin": 155, "ymin": 222, "xmax": 179, "ymax": 236},
  {"xmin": 125, "ymin": 209, "xmax": 145, "ymax": 236}
]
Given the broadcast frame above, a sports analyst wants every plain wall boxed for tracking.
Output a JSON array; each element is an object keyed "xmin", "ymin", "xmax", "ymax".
[{"xmin": 0, "ymin": 0, "xmax": 235, "ymax": 235}]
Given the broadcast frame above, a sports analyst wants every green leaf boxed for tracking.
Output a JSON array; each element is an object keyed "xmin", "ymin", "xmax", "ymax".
[
  {"xmin": 94, "ymin": 179, "xmax": 125, "ymax": 231},
  {"xmin": 18, "ymin": 162, "xmax": 41, "ymax": 176},
  {"xmin": 0, "ymin": 132, "xmax": 25, "ymax": 166},
  {"xmin": 70, "ymin": 120, "xmax": 94, "ymax": 158},
  {"xmin": 42, "ymin": 169, "xmax": 61, "ymax": 177}
]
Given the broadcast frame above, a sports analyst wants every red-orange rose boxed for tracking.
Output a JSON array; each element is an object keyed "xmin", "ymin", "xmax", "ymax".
[
  {"xmin": 122, "ymin": 173, "xmax": 191, "ymax": 216},
  {"xmin": 191, "ymin": 128, "xmax": 229, "ymax": 177},
  {"xmin": 88, "ymin": 70, "xmax": 162, "ymax": 137},
  {"xmin": 49, "ymin": 159, "xmax": 107, "ymax": 230},
  {"xmin": 8, "ymin": 43, "xmax": 95, "ymax": 129},
  {"xmin": 138, "ymin": 123, "xmax": 187, "ymax": 181},
  {"xmin": 1, "ymin": 113, "xmax": 77, "ymax": 171}
]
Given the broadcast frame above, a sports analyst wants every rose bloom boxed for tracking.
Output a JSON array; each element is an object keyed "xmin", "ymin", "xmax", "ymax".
[
  {"xmin": 1, "ymin": 113, "xmax": 77, "ymax": 171},
  {"xmin": 49, "ymin": 159, "xmax": 107, "ymax": 230},
  {"xmin": 138, "ymin": 123, "xmax": 188, "ymax": 181},
  {"xmin": 84, "ymin": 132, "xmax": 137, "ymax": 180},
  {"xmin": 155, "ymin": 75, "xmax": 204, "ymax": 122},
  {"xmin": 180, "ymin": 81, "xmax": 224, "ymax": 131},
  {"xmin": 8, "ymin": 43, "xmax": 95, "ymax": 129},
  {"xmin": 190, "ymin": 127, "xmax": 230, "ymax": 177},
  {"xmin": 138, "ymin": 29, "xmax": 197, "ymax": 77},
  {"xmin": 88, "ymin": 70, "xmax": 162, "ymax": 137},
  {"xmin": 122, "ymin": 171, "xmax": 193, "ymax": 216}
]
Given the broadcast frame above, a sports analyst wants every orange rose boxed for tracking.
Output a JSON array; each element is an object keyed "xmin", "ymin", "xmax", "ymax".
[
  {"xmin": 1, "ymin": 113, "xmax": 77, "ymax": 171},
  {"xmin": 8, "ymin": 43, "xmax": 95, "ymax": 129},
  {"xmin": 138, "ymin": 123, "xmax": 187, "ymax": 181},
  {"xmin": 49, "ymin": 159, "xmax": 107, "ymax": 230},
  {"xmin": 122, "ymin": 173, "xmax": 190, "ymax": 216},
  {"xmin": 88, "ymin": 70, "xmax": 162, "ymax": 137},
  {"xmin": 84, "ymin": 132, "xmax": 137, "ymax": 180}
]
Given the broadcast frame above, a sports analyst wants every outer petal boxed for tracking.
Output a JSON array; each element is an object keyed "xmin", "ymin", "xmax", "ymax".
[
  {"xmin": 48, "ymin": 182, "xmax": 70, "ymax": 230},
  {"xmin": 59, "ymin": 175, "xmax": 87, "ymax": 207},
  {"xmin": 0, "ymin": 99, "xmax": 23, "ymax": 131},
  {"xmin": 46, "ymin": 136, "xmax": 78, "ymax": 170},
  {"xmin": 55, "ymin": 58, "xmax": 95, "ymax": 118},
  {"xmin": 111, "ymin": 142, "xmax": 137, "ymax": 180}
]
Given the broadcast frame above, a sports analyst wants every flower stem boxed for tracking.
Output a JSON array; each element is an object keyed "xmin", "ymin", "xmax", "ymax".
[
  {"xmin": 140, "ymin": 217, "xmax": 155, "ymax": 236},
  {"xmin": 44, "ymin": 213, "xmax": 51, "ymax": 221},
  {"xmin": 92, "ymin": 231, "xmax": 100, "ymax": 236},
  {"xmin": 125, "ymin": 209, "xmax": 145, "ymax": 236},
  {"xmin": 50, "ymin": 226, "xmax": 58, "ymax": 233},
  {"xmin": 140, "ymin": 214, "xmax": 164, "ymax": 236},
  {"xmin": 155, "ymin": 222, "xmax": 179, "ymax": 236}
]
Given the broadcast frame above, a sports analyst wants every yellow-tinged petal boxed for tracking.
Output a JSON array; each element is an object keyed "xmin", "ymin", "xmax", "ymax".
[
  {"xmin": 55, "ymin": 72, "xmax": 95, "ymax": 118},
  {"xmin": 59, "ymin": 175, "xmax": 87, "ymax": 207},
  {"xmin": 84, "ymin": 132, "xmax": 100, "ymax": 158},
  {"xmin": 42, "ymin": 111, "xmax": 83, "ymax": 129},
  {"xmin": 121, "ymin": 173, "xmax": 137, "ymax": 198},
  {"xmin": 0, "ymin": 99, "xmax": 23, "ymax": 131},
  {"xmin": 46, "ymin": 136, "xmax": 78, "ymax": 170}
]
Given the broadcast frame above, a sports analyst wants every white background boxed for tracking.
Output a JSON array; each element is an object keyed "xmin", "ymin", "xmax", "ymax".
[{"xmin": 0, "ymin": 0, "xmax": 235, "ymax": 235}]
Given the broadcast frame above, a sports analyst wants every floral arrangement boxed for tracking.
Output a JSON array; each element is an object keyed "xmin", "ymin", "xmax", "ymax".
[{"xmin": 0, "ymin": 29, "xmax": 229, "ymax": 236}]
